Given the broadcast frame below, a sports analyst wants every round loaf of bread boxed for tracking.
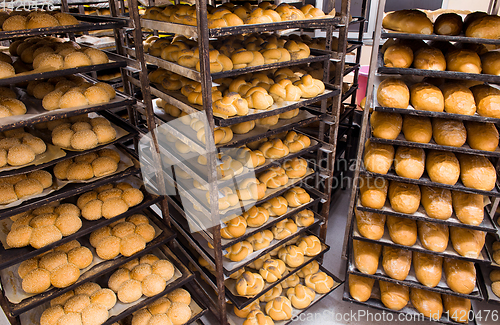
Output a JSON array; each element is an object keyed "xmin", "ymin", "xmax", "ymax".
[
  {"xmin": 402, "ymin": 115, "xmax": 432, "ymax": 143},
  {"xmin": 413, "ymin": 47, "xmax": 447, "ymax": 71},
  {"xmin": 440, "ymin": 83, "xmax": 476, "ymax": 115},
  {"xmin": 386, "ymin": 216, "xmax": 417, "ymax": 246},
  {"xmin": 434, "ymin": 13, "xmax": 463, "ymax": 35},
  {"xmin": 413, "ymin": 251, "xmax": 443, "ymax": 288},
  {"xmin": 465, "ymin": 121, "xmax": 499, "ymax": 151},
  {"xmin": 96, "ymin": 235, "xmax": 120, "ymax": 259},
  {"xmin": 471, "ymin": 84, "xmax": 500, "ymax": 119},
  {"xmin": 382, "ymin": 246, "xmax": 412, "ymax": 280},
  {"xmin": 426, "ymin": 150, "xmax": 460, "ymax": 185},
  {"xmin": 370, "ymin": 111, "xmax": 402, "ymax": 140},
  {"xmin": 30, "ymin": 225, "xmax": 62, "ymax": 249},
  {"xmin": 384, "ymin": 44, "xmax": 413, "ymax": 68},
  {"xmin": 354, "ymin": 209, "xmax": 386, "ymax": 240},
  {"xmin": 457, "ymin": 154, "xmax": 496, "ymax": 191},
  {"xmin": 379, "ymin": 280, "xmax": 409, "ymax": 311},
  {"xmin": 451, "ymin": 191, "xmax": 484, "ymax": 226},
  {"xmin": 353, "ymin": 239, "xmax": 381, "ymax": 275},
  {"xmin": 418, "ymin": 220, "xmax": 449, "ymax": 252},
  {"xmin": 410, "ymin": 83, "xmax": 444, "ymax": 112},
  {"xmin": 432, "ymin": 118, "xmax": 466, "ymax": 147},
  {"xmin": 382, "ymin": 9, "xmax": 433, "ymax": 34},
  {"xmin": 444, "ymin": 258, "xmax": 476, "ymax": 294},
  {"xmin": 421, "ymin": 186, "xmax": 452, "ymax": 220},
  {"xmin": 377, "ymin": 78, "xmax": 409, "ymax": 109},
  {"xmin": 446, "ymin": 49, "xmax": 482, "ymax": 74},
  {"xmin": 359, "ymin": 177, "xmax": 388, "ymax": 209},
  {"xmin": 22, "ymin": 268, "xmax": 51, "ymax": 294},
  {"xmin": 394, "ymin": 146, "xmax": 425, "ymax": 179},
  {"xmin": 67, "ymin": 246, "xmax": 93, "ymax": 269},
  {"xmin": 363, "ymin": 140, "xmax": 394, "ymax": 175},
  {"xmin": 348, "ymin": 274, "xmax": 374, "ymax": 302},
  {"xmin": 388, "ymin": 181, "xmax": 421, "ymax": 214},
  {"xmin": 450, "ymin": 227, "xmax": 485, "ymax": 258},
  {"xmin": 410, "ymin": 288, "xmax": 443, "ymax": 320},
  {"xmin": 51, "ymin": 263, "xmax": 80, "ymax": 288}
]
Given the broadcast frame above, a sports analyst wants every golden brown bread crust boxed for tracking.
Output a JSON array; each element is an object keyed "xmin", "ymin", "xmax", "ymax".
[{"xmin": 382, "ymin": 10, "xmax": 433, "ymax": 34}]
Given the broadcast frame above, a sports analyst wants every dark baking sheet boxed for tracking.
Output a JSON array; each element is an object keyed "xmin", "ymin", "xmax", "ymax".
[
  {"xmin": 484, "ymin": 234, "xmax": 500, "ymax": 269},
  {"xmin": 360, "ymin": 167, "xmax": 500, "ymax": 198},
  {"xmin": 342, "ymin": 274, "xmax": 477, "ymax": 325},
  {"xmin": 347, "ymin": 243, "xmax": 483, "ymax": 301},
  {"xmin": 0, "ymin": 187, "xmax": 160, "ymax": 271},
  {"xmin": 478, "ymin": 263, "xmax": 500, "ymax": 305},
  {"xmin": 0, "ymin": 110, "xmax": 139, "ymax": 178},
  {"xmin": 3, "ymin": 207, "xmax": 174, "ymax": 316},
  {"xmin": 352, "ymin": 220, "xmax": 491, "ymax": 264},
  {"xmin": 356, "ymin": 199, "xmax": 497, "ymax": 233},
  {"xmin": 381, "ymin": 28, "xmax": 500, "ymax": 45},
  {"xmin": 369, "ymin": 133, "xmax": 500, "ymax": 158},
  {"xmin": 373, "ymin": 106, "xmax": 500, "ymax": 124}
]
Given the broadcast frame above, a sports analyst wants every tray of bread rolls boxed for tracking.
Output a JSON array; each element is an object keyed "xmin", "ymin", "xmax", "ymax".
[
  {"xmin": 0, "ymin": 177, "xmax": 162, "ymax": 270},
  {"xmin": 0, "ymin": 111, "xmax": 139, "ymax": 178},
  {"xmin": 343, "ymin": 272, "xmax": 477, "ymax": 325},
  {"xmin": 347, "ymin": 241, "xmax": 483, "ymax": 301},
  {"xmin": 483, "ymin": 234, "xmax": 500, "ymax": 269},
  {"xmin": 0, "ymin": 207, "xmax": 175, "ymax": 316},
  {"xmin": 226, "ymin": 265, "xmax": 342, "ymax": 325},
  {"xmin": 351, "ymin": 220, "xmax": 490, "ymax": 264},
  {"xmin": 478, "ymin": 263, "xmax": 500, "ymax": 304},
  {"xmin": 373, "ymin": 77, "xmax": 500, "ymax": 124},
  {"xmin": 377, "ymin": 52, "xmax": 500, "ymax": 84},
  {"xmin": 356, "ymin": 197, "xmax": 497, "ymax": 233},
  {"xmin": 0, "ymin": 13, "xmax": 127, "ymax": 40}
]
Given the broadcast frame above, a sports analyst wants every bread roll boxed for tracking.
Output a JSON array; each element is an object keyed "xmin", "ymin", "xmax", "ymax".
[
  {"xmin": 426, "ymin": 150, "xmax": 460, "ymax": 185},
  {"xmin": 410, "ymin": 83, "xmax": 444, "ymax": 112},
  {"xmin": 348, "ymin": 274, "xmax": 374, "ymax": 302},
  {"xmin": 418, "ymin": 221, "xmax": 449, "ymax": 252},
  {"xmin": 434, "ymin": 13, "xmax": 463, "ymax": 35},
  {"xmin": 442, "ymin": 294, "xmax": 472, "ymax": 323},
  {"xmin": 432, "ymin": 118, "xmax": 466, "ymax": 147},
  {"xmin": 446, "ymin": 49, "xmax": 482, "ymax": 74},
  {"xmin": 410, "ymin": 288, "xmax": 443, "ymax": 320},
  {"xmin": 465, "ymin": 15, "xmax": 500, "ymax": 39},
  {"xmin": 370, "ymin": 111, "xmax": 402, "ymax": 140},
  {"xmin": 384, "ymin": 45, "xmax": 413, "ymax": 68},
  {"xmin": 471, "ymin": 84, "xmax": 500, "ymax": 118},
  {"xmin": 420, "ymin": 186, "xmax": 452, "ymax": 220},
  {"xmin": 465, "ymin": 121, "xmax": 499, "ymax": 151},
  {"xmin": 387, "ymin": 216, "xmax": 417, "ymax": 246},
  {"xmin": 353, "ymin": 239, "xmax": 381, "ymax": 275},
  {"xmin": 388, "ymin": 181, "xmax": 421, "ymax": 214},
  {"xmin": 413, "ymin": 251, "xmax": 443, "ymax": 288},
  {"xmin": 379, "ymin": 280, "xmax": 409, "ymax": 310},
  {"xmin": 449, "ymin": 227, "xmax": 485, "ymax": 258},
  {"xmin": 382, "ymin": 10, "xmax": 433, "ymax": 34},
  {"xmin": 443, "ymin": 258, "xmax": 476, "ymax": 294},
  {"xmin": 480, "ymin": 51, "xmax": 500, "ymax": 76},
  {"xmin": 451, "ymin": 191, "xmax": 484, "ymax": 225},
  {"xmin": 355, "ymin": 209, "xmax": 386, "ymax": 240},
  {"xmin": 394, "ymin": 146, "xmax": 425, "ymax": 179},
  {"xmin": 413, "ymin": 47, "xmax": 446, "ymax": 71},
  {"xmin": 440, "ymin": 83, "xmax": 476, "ymax": 115},
  {"xmin": 402, "ymin": 115, "xmax": 432, "ymax": 143},
  {"xmin": 382, "ymin": 246, "xmax": 411, "ymax": 280},
  {"xmin": 377, "ymin": 78, "xmax": 409, "ymax": 109},
  {"xmin": 463, "ymin": 11, "xmax": 488, "ymax": 32},
  {"xmin": 363, "ymin": 140, "xmax": 394, "ymax": 175},
  {"xmin": 457, "ymin": 154, "xmax": 496, "ymax": 191},
  {"xmin": 359, "ymin": 177, "xmax": 388, "ymax": 209}
]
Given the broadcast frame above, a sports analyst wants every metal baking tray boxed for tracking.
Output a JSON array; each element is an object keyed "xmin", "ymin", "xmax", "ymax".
[
  {"xmin": 377, "ymin": 52, "xmax": 500, "ymax": 84},
  {"xmin": 341, "ymin": 83, "xmax": 358, "ymax": 102},
  {"xmin": 339, "ymin": 104, "xmax": 357, "ymax": 124},
  {"xmin": 0, "ymin": 14, "xmax": 126, "ymax": 41},
  {"xmin": 381, "ymin": 28, "xmax": 500, "ymax": 45},
  {"xmin": 356, "ymin": 199, "xmax": 497, "ymax": 233},
  {"xmin": 373, "ymin": 106, "xmax": 500, "ymax": 124},
  {"xmin": 342, "ymin": 273, "xmax": 477, "ymax": 325},
  {"xmin": 478, "ymin": 263, "xmax": 500, "ymax": 305},
  {"xmin": 0, "ymin": 147, "xmax": 141, "ymax": 220},
  {"xmin": 484, "ymin": 234, "xmax": 500, "ymax": 269},
  {"xmin": 140, "ymin": 16, "xmax": 342, "ymax": 39},
  {"xmin": 347, "ymin": 244, "xmax": 483, "ymax": 301},
  {"xmin": 369, "ymin": 133, "xmax": 500, "ymax": 158},
  {"xmin": 226, "ymin": 265, "xmax": 343, "ymax": 325},
  {"xmin": 360, "ymin": 167, "xmax": 500, "ymax": 198},
  {"xmin": 0, "ymin": 110, "xmax": 139, "ymax": 178},
  {"xmin": 352, "ymin": 219, "xmax": 491, "ymax": 264},
  {"xmin": 0, "ymin": 187, "xmax": 160, "ymax": 270},
  {"xmin": 2, "ymin": 207, "xmax": 175, "ymax": 316}
]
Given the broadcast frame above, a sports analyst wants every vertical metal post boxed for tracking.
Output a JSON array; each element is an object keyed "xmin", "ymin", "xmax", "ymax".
[
  {"xmin": 341, "ymin": 0, "xmax": 386, "ymax": 259},
  {"xmin": 195, "ymin": 0, "xmax": 227, "ymax": 324}
]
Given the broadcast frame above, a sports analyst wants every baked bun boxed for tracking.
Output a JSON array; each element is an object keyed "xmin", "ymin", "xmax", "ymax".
[
  {"xmin": 377, "ymin": 78, "xmax": 409, "ymax": 109},
  {"xmin": 278, "ymin": 245, "xmax": 304, "ymax": 267},
  {"xmin": 421, "ymin": 186, "xmax": 452, "ymax": 220},
  {"xmin": 293, "ymin": 209, "xmax": 315, "ymax": 227},
  {"xmin": 443, "ymin": 258, "xmax": 476, "ymax": 294},
  {"xmin": 359, "ymin": 177, "xmax": 388, "ymax": 209},
  {"xmin": 440, "ymin": 83, "xmax": 476, "ymax": 115},
  {"xmin": 261, "ymin": 196, "xmax": 288, "ymax": 216},
  {"xmin": 379, "ymin": 280, "xmax": 409, "ymax": 310},
  {"xmin": 384, "ymin": 44, "xmax": 413, "ymax": 68},
  {"xmin": 284, "ymin": 187, "xmax": 310, "ymax": 207},
  {"xmin": 418, "ymin": 221, "xmax": 449, "ymax": 252},
  {"xmin": 410, "ymin": 82, "xmax": 444, "ymax": 112},
  {"xmin": 221, "ymin": 215, "xmax": 247, "ymax": 239},
  {"xmin": 349, "ymin": 274, "xmax": 374, "ymax": 302},
  {"xmin": 457, "ymin": 154, "xmax": 496, "ymax": 191},
  {"xmin": 370, "ymin": 111, "xmax": 402, "ymax": 140},
  {"xmin": 363, "ymin": 140, "xmax": 394, "ymax": 175},
  {"xmin": 434, "ymin": 13, "xmax": 463, "ymax": 35},
  {"xmin": 449, "ymin": 227, "xmax": 485, "ymax": 258},
  {"xmin": 259, "ymin": 258, "xmax": 286, "ymax": 282},
  {"xmin": 413, "ymin": 251, "xmax": 443, "ymax": 288},
  {"xmin": 411, "ymin": 288, "xmax": 443, "ymax": 320},
  {"xmin": 382, "ymin": 10, "xmax": 433, "ymax": 34},
  {"xmin": 382, "ymin": 246, "xmax": 411, "ymax": 280},
  {"xmin": 271, "ymin": 218, "xmax": 297, "ymax": 240},
  {"xmin": 451, "ymin": 191, "xmax": 484, "ymax": 226},
  {"xmin": 426, "ymin": 150, "xmax": 460, "ymax": 185},
  {"xmin": 353, "ymin": 239, "xmax": 381, "ymax": 275},
  {"xmin": 471, "ymin": 84, "xmax": 500, "ymax": 118},
  {"xmin": 355, "ymin": 209, "xmax": 386, "ymax": 240},
  {"xmin": 465, "ymin": 121, "xmax": 499, "ymax": 151},
  {"xmin": 446, "ymin": 49, "xmax": 482, "ymax": 74},
  {"xmin": 432, "ymin": 118, "xmax": 466, "ymax": 147},
  {"xmin": 235, "ymin": 271, "xmax": 265, "ymax": 296},
  {"xmin": 402, "ymin": 115, "xmax": 432, "ymax": 143},
  {"xmin": 387, "ymin": 216, "xmax": 417, "ymax": 246},
  {"xmin": 265, "ymin": 296, "xmax": 292, "ymax": 321},
  {"xmin": 225, "ymin": 241, "xmax": 253, "ymax": 262},
  {"xmin": 394, "ymin": 146, "xmax": 425, "ymax": 179},
  {"xmin": 388, "ymin": 181, "xmax": 421, "ymax": 214},
  {"xmin": 442, "ymin": 294, "xmax": 471, "ymax": 323}
]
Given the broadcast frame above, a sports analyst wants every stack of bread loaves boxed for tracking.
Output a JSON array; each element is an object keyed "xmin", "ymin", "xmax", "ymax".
[
  {"xmin": 18, "ymin": 240, "xmax": 93, "ymax": 294},
  {"xmin": 54, "ymin": 149, "xmax": 121, "ymax": 181},
  {"xmin": 40, "ymin": 281, "xmax": 116, "ymax": 325},
  {"xmin": 77, "ymin": 182, "xmax": 144, "ymax": 220},
  {"xmin": 107, "ymin": 253, "xmax": 176, "ymax": 303},
  {"xmin": 2, "ymin": 11, "xmax": 79, "ymax": 31},
  {"xmin": 131, "ymin": 288, "xmax": 193, "ymax": 325},
  {"xmin": 6, "ymin": 201, "xmax": 81, "ymax": 248},
  {"xmin": 0, "ymin": 169, "xmax": 52, "ymax": 204},
  {"xmin": 49, "ymin": 115, "xmax": 117, "ymax": 150}
]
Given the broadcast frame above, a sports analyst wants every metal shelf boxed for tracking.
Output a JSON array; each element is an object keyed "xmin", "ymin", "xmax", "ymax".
[{"xmin": 381, "ymin": 28, "xmax": 500, "ymax": 45}]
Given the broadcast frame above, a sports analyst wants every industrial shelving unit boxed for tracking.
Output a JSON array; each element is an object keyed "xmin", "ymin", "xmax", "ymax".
[{"xmin": 342, "ymin": 0, "xmax": 500, "ymax": 322}]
